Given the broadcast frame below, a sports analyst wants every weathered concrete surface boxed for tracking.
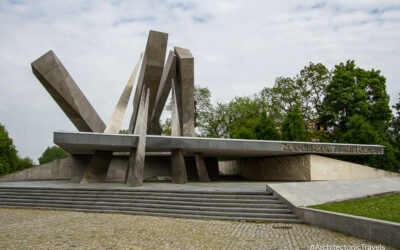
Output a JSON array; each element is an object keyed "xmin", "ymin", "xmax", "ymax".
[
  {"xmin": 194, "ymin": 153, "xmax": 210, "ymax": 182},
  {"xmin": 31, "ymin": 50, "xmax": 105, "ymax": 132},
  {"xmin": 239, "ymin": 154, "xmax": 398, "ymax": 181},
  {"xmin": 149, "ymin": 50, "xmax": 177, "ymax": 135},
  {"xmin": 218, "ymin": 161, "xmax": 240, "ymax": 176},
  {"xmin": 240, "ymin": 155, "xmax": 311, "ymax": 181},
  {"xmin": 70, "ymin": 155, "xmax": 91, "ymax": 182},
  {"xmin": 171, "ymin": 149, "xmax": 188, "ymax": 184},
  {"xmin": 80, "ymin": 151, "xmax": 113, "ymax": 183},
  {"xmin": 127, "ymin": 88, "xmax": 150, "ymax": 187},
  {"xmin": 128, "ymin": 30, "xmax": 168, "ymax": 133},
  {"xmin": 267, "ymin": 177, "xmax": 400, "ymax": 207},
  {"xmin": 310, "ymin": 154, "xmax": 398, "ymax": 180},
  {"xmin": 296, "ymin": 207, "xmax": 400, "ymax": 248},
  {"xmin": 170, "ymin": 84, "xmax": 188, "ymax": 184},
  {"xmin": 174, "ymin": 47, "xmax": 195, "ymax": 137},
  {"xmin": 104, "ymin": 54, "xmax": 142, "ymax": 133},
  {"xmin": 54, "ymin": 132, "xmax": 385, "ymax": 157},
  {"xmin": 0, "ymin": 157, "xmax": 72, "ymax": 181},
  {"xmin": 204, "ymin": 157, "xmax": 220, "ymax": 181}
]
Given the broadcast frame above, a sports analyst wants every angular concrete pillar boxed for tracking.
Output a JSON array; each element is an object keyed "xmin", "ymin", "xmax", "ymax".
[
  {"xmin": 80, "ymin": 151, "xmax": 113, "ymax": 183},
  {"xmin": 126, "ymin": 87, "xmax": 150, "ymax": 187},
  {"xmin": 171, "ymin": 149, "xmax": 188, "ymax": 184},
  {"xmin": 149, "ymin": 50, "xmax": 177, "ymax": 135},
  {"xmin": 104, "ymin": 54, "xmax": 142, "ymax": 133},
  {"xmin": 31, "ymin": 50, "xmax": 105, "ymax": 132},
  {"xmin": 170, "ymin": 85, "xmax": 188, "ymax": 184},
  {"xmin": 128, "ymin": 30, "xmax": 168, "ymax": 133},
  {"xmin": 174, "ymin": 47, "xmax": 195, "ymax": 137},
  {"xmin": 194, "ymin": 153, "xmax": 210, "ymax": 182}
]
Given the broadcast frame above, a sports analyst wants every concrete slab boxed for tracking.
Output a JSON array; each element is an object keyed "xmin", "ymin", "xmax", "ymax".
[
  {"xmin": 54, "ymin": 131, "xmax": 385, "ymax": 157},
  {"xmin": 267, "ymin": 177, "xmax": 400, "ymax": 207}
]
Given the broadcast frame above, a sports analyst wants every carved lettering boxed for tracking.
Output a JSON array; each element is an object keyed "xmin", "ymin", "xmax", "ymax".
[{"xmin": 282, "ymin": 143, "xmax": 384, "ymax": 154}]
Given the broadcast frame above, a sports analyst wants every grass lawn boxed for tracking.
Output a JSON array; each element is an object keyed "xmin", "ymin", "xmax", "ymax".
[{"xmin": 308, "ymin": 192, "xmax": 400, "ymax": 223}]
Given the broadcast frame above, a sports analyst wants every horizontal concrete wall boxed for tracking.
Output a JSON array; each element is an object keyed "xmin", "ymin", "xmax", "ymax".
[
  {"xmin": 296, "ymin": 207, "xmax": 400, "ymax": 248},
  {"xmin": 0, "ymin": 157, "xmax": 72, "ymax": 181},
  {"xmin": 218, "ymin": 161, "xmax": 240, "ymax": 175},
  {"xmin": 239, "ymin": 155, "xmax": 311, "ymax": 181},
  {"xmin": 234, "ymin": 154, "xmax": 398, "ymax": 181},
  {"xmin": 310, "ymin": 154, "xmax": 399, "ymax": 180}
]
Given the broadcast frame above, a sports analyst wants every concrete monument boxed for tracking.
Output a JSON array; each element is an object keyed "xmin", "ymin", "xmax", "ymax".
[{"xmin": 23, "ymin": 30, "xmax": 390, "ymax": 187}]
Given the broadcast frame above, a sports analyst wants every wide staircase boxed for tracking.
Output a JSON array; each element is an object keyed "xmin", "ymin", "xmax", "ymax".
[{"xmin": 0, "ymin": 186, "xmax": 302, "ymax": 223}]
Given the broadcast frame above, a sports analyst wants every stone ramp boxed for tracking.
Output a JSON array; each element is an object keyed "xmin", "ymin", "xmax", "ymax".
[
  {"xmin": 267, "ymin": 177, "xmax": 400, "ymax": 207},
  {"xmin": 0, "ymin": 182, "xmax": 302, "ymax": 223}
]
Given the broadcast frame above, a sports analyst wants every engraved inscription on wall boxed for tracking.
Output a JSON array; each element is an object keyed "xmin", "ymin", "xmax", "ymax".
[{"xmin": 282, "ymin": 143, "xmax": 384, "ymax": 154}]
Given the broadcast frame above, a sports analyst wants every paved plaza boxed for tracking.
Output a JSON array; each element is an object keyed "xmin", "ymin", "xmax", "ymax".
[{"xmin": 0, "ymin": 208, "xmax": 389, "ymax": 249}]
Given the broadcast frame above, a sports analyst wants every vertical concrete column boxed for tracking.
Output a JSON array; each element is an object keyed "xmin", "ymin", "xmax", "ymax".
[
  {"xmin": 126, "ymin": 87, "xmax": 150, "ymax": 187},
  {"xmin": 174, "ymin": 47, "xmax": 210, "ymax": 182},
  {"xmin": 174, "ymin": 47, "xmax": 195, "ymax": 137},
  {"xmin": 170, "ymin": 85, "xmax": 188, "ymax": 184}
]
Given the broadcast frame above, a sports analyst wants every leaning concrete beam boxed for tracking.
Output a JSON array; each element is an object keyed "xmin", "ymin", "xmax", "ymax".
[
  {"xmin": 128, "ymin": 30, "xmax": 168, "ymax": 133},
  {"xmin": 32, "ymin": 50, "xmax": 105, "ymax": 132},
  {"xmin": 174, "ymin": 47, "xmax": 195, "ymax": 137},
  {"xmin": 194, "ymin": 153, "xmax": 210, "ymax": 182},
  {"xmin": 171, "ymin": 149, "xmax": 188, "ymax": 184},
  {"xmin": 80, "ymin": 151, "xmax": 113, "ymax": 183},
  {"xmin": 104, "ymin": 54, "xmax": 142, "ymax": 133},
  {"xmin": 127, "ymin": 87, "xmax": 150, "ymax": 187},
  {"xmin": 80, "ymin": 55, "xmax": 143, "ymax": 183},
  {"xmin": 148, "ymin": 50, "xmax": 177, "ymax": 135}
]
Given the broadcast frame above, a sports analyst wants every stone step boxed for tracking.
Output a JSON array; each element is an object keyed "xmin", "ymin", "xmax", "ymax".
[
  {"xmin": 0, "ymin": 187, "xmax": 271, "ymax": 196},
  {"xmin": 0, "ymin": 205, "xmax": 303, "ymax": 223},
  {"xmin": 0, "ymin": 195, "xmax": 286, "ymax": 208},
  {"xmin": 0, "ymin": 189, "xmax": 272, "ymax": 200},
  {"xmin": 0, "ymin": 198, "xmax": 292, "ymax": 213},
  {"xmin": 0, "ymin": 202, "xmax": 298, "ymax": 219}
]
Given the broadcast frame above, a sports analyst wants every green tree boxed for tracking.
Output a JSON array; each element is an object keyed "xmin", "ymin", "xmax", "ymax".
[
  {"xmin": 281, "ymin": 105, "xmax": 310, "ymax": 141},
  {"xmin": 0, "ymin": 123, "xmax": 19, "ymax": 176},
  {"xmin": 161, "ymin": 118, "xmax": 171, "ymax": 136},
  {"xmin": 38, "ymin": 146, "xmax": 69, "ymax": 165},
  {"xmin": 296, "ymin": 62, "xmax": 330, "ymax": 129},
  {"xmin": 321, "ymin": 60, "xmax": 392, "ymax": 139},
  {"xmin": 0, "ymin": 123, "xmax": 34, "ymax": 176},
  {"xmin": 341, "ymin": 115, "xmax": 397, "ymax": 171},
  {"xmin": 254, "ymin": 111, "xmax": 281, "ymax": 140},
  {"xmin": 391, "ymin": 93, "xmax": 400, "ymax": 149}
]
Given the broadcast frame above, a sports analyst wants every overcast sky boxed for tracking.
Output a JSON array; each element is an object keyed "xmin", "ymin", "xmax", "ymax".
[{"xmin": 0, "ymin": 0, "xmax": 399, "ymax": 163}]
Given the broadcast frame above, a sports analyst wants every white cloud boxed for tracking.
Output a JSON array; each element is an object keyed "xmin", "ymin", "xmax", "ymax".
[{"xmin": 0, "ymin": 0, "xmax": 399, "ymax": 161}]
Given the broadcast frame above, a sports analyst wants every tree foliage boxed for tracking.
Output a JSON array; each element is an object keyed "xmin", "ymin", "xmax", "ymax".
[
  {"xmin": 158, "ymin": 60, "xmax": 399, "ymax": 172},
  {"xmin": 281, "ymin": 105, "xmax": 310, "ymax": 142},
  {"xmin": 0, "ymin": 123, "xmax": 34, "ymax": 176},
  {"xmin": 38, "ymin": 146, "xmax": 70, "ymax": 165},
  {"xmin": 322, "ymin": 60, "xmax": 392, "ymax": 138}
]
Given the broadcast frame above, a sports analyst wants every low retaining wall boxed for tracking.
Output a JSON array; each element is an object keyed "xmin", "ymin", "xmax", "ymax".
[
  {"xmin": 235, "ymin": 154, "xmax": 398, "ymax": 181},
  {"xmin": 296, "ymin": 207, "xmax": 400, "ymax": 248},
  {"xmin": 0, "ymin": 157, "xmax": 72, "ymax": 181}
]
